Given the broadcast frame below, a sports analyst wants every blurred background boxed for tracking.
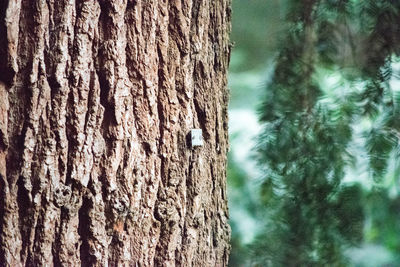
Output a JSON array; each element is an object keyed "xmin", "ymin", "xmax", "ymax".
[{"xmin": 227, "ymin": 0, "xmax": 400, "ymax": 266}]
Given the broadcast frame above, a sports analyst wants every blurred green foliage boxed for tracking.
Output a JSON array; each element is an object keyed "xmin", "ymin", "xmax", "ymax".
[
  {"xmin": 230, "ymin": 0, "xmax": 286, "ymax": 72},
  {"xmin": 228, "ymin": 0, "xmax": 400, "ymax": 266}
]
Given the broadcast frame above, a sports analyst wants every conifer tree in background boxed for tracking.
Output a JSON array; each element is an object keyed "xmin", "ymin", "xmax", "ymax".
[{"xmin": 254, "ymin": 1, "xmax": 400, "ymax": 265}]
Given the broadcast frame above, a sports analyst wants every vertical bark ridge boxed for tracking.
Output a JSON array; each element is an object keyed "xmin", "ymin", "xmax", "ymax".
[
  {"xmin": 0, "ymin": 0, "xmax": 20, "ymax": 85},
  {"xmin": 2, "ymin": 0, "xmax": 32, "ymax": 264},
  {"xmin": 0, "ymin": 0, "xmax": 231, "ymax": 265}
]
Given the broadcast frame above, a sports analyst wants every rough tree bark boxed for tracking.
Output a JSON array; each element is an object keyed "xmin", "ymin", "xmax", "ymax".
[{"xmin": 0, "ymin": 0, "xmax": 231, "ymax": 265}]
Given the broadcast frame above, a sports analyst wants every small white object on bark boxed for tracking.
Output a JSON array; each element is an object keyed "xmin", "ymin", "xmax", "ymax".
[{"xmin": 191, "ymin": 129, "xmax": 203, "ymax": 147}]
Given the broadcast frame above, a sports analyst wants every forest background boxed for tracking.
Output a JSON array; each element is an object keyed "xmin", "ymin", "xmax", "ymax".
[{"xmin": 227, "ymin": 0, "xmax": 400, "ymax": 266}]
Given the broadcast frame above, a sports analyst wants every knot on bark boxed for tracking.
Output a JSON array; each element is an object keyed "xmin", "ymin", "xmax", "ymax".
[
  {"xmin": 53, "ymin": 184, "xmax": 72, "ymax": 207},
  {"xmin": 110, "ymin": 194, "xmax": 130, "ymax": 219}
]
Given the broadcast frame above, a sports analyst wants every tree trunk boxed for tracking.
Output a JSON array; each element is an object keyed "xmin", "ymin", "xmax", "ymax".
[{"xmin": 0, "ymin": 0, "xmax": 231, "ymax": 265}]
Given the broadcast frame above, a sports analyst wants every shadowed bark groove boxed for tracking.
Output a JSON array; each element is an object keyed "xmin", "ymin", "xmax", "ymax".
[{"xmin": 0, "ymin": 0, "xmax": 231, "ymax": 265}]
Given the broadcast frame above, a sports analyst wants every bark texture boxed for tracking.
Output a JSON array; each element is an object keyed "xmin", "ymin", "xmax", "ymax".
[{"xmin": 0, "ymin": 0, "xmax": 231, "ymax": 265}]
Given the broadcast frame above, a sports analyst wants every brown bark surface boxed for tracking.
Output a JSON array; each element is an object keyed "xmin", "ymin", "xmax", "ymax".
[{"xmin": 0, "ymin": 0, "xmax": 231, "ymax": 265}]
